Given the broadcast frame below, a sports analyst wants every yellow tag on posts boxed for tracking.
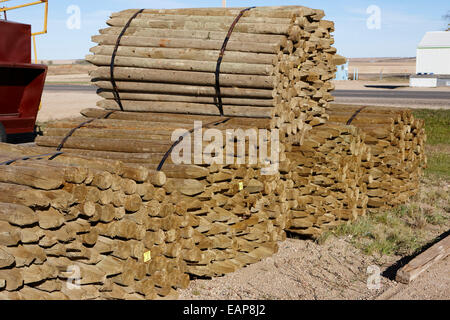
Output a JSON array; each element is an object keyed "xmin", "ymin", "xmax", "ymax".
[
  {"xmin": 143, "ymin": 251, "xmax": 151, "ymax": 262},
  {"xmin": 239, "ymin": 182, "xmax": 244, "ymax": 190}
]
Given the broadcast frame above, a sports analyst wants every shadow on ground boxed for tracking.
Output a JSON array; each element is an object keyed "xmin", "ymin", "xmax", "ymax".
[
  {"xmin": 382, "ymin": 229, "xmax": 450, "ymax": 280},
  {"xmin": 364, "ymin": 84, "xmax": 409, "ymax": 89}
]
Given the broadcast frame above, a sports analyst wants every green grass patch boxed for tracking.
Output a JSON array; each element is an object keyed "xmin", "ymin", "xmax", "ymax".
[
  {"xmin": 413, "ymin": 109, "xmax": 450, "ymax": 145},
  {"xmin": 425, "ymin": 152, "xmax": 450, "ymax": 177},
  {"xmin": 326, "ymin": 210, "xmax": 427, "ymax": 256},
  {"xmin": 413, "ymin": 109, "xmax": 450, "ymax": 177}
]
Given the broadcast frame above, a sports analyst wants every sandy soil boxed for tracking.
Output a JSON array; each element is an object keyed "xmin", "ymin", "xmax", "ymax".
[
  {"xmin": 178, "ymin": 237, "xmax": 399, "ymax": 300},
  {"xmin": 37, "ymin": 90, "xmax": 101, "ymax": 123},
  {"xmin": 178, "ymin": 235, "xmax": 450, "ymax": 300}
]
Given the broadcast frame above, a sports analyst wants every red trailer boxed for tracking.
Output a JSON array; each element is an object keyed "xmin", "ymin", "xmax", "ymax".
[{"xmin": 0, "ymin": 13, "xmax": 48, "ymax": 142}]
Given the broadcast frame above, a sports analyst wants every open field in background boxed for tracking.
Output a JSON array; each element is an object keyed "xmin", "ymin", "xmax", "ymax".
[
  {"xmin": 45, "ymin": 61, "xmax": 91, "ymax": 76},
  {"xmin": 348, "ymin": 57, "xmax": 416, "ymax": 81}
]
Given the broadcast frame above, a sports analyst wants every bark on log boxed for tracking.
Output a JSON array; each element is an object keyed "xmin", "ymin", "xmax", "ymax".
[
  {"xmin": 111, "ymin": 13, "xmax": 294, "ymax": 25},
  {"xmin": 87, "ymin": 54, "xmax": 273, "ymax": 75},
  {"xmin": 91, "ymin": 34, "xmax": 281, "ymax": 54},
  {"xmin": 97, "ymin": 100, "xmax": 273, "ymax": 118},
  {"xmin": 90, "ymin": 66, "xmax": 275, "ymax": 89},
  {"xmin": 90, "ymin": 45, "xmax": 277, "ymax": 65},
  {"xmin": 0, "ymin": 165, "xmax": 64, "ymax": 190},
  {"xmin": 99, "ymin": 26, "xmax": 287, "ymax": 46},
  {"xmin": 96, "ymin": 90, "xmax": 274, "ymax": 107},
  {"xmin": 92, "ymin": 81, "xmax": 274, "ymax": 99},
  {"xmin": 106, "ymin": 17, "xmax": 293, "ymax": 36},
  {"xmin": 0, "ymin": 202, "xmax": 39, "ymax": 226}
]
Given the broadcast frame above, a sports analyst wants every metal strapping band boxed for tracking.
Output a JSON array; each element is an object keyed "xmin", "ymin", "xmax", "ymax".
[
  {"xmin": 214, "ymin": 6, "xmax": 255, "ymax": 116},
  {"xmin": 346, "ymin": 106, "xmax": 367, "ymax": 125},
  {"xmin": 0, "ymin": 109, "xmax": 117, "ymax": 165},
  {"xmin": 157, "ymin": 117, "xmax": 231, "ymax": 171},
  {"xmin": 0, "ymin": 109, "xmax": 116, "ymax": 165},
  {"xmin": 110, "ymin": 9, "xmax": 145, "ymax": 111},
  {"xmin": 0, "ymin": 152, "xmax": 63, "ymax": 166},
  {"xmin": 56, "ymin": 111, "xmax": 116, "ymax": 151}
]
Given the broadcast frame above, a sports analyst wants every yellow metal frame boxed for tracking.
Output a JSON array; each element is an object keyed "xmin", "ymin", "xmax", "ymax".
[{"xmin": 0, "ymin": 0, "xmax": 48, "ymax": 63}]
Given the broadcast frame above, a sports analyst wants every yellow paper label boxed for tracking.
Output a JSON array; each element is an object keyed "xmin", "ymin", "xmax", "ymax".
[
  {"xmin": 143, "ymin": 251, "xmax": 151, "ymax": 262},
  {"xmin": 239, "ymin": 182, "xmax": 244, "ymax": 191}
]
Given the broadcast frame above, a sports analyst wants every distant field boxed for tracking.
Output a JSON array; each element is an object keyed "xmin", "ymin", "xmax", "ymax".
[
  {"xmin": 46, "ymin": 64, "xmax": 92, "ymax": 76},
  {"xmin": 348, "ymin": 57, "xmax": 416, "ymax": 74},
  {"xmin": 348, "ymin": 57, "xmax": 416, "ymax": 81}
]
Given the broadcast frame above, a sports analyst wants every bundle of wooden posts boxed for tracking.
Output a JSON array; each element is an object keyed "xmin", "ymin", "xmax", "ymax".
[
  {"xmin": 34, "ymin": 110, "xmax": 287, "ymax": 278},
  {"xmin": 0, "ymin": 5, "xmax": 427, "ymax": 300},
  {"xmin": 86, "ymin": 5, "xmax": 339, "ymax": 133},
  {"xmin": 0, "ymin": 141, "xmax": 288, "ymax": 299},
  {"xmin": 0, "ymin": 143, "xmax": 193, "ymax": 299},
  {"xmin": 328, "ymin": 104, "xmax": 427, "ymax": 208},
  {"xmin": 282, "ymin": 124, "xmax": 370, "ymax": 237},
  {"xmin": 31, "ymin": 5, "xmax": 340, "ymax": 280}
]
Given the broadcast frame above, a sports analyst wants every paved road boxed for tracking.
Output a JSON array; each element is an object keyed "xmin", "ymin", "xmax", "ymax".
[
  {"xmin": 333, "ymin": 89, "xmax": 450, "ymax": 100},
  {"xmin": 44, "ymin": 84, "xmax": 97, "ymax": 92},
  {"xmin": 44, "ymin": 85, "xmax": 450, "ymax": 100}
]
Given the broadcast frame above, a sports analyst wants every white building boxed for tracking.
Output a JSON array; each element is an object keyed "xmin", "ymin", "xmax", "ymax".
[{"xmin": 410, "ymin": 31, "xmax": 450, "ymax": 87}]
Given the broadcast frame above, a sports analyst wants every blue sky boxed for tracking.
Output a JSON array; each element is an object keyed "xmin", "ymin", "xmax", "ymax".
[{"xmin": 3, "ymin": 0, "xmax": 449, "ymax": 59}]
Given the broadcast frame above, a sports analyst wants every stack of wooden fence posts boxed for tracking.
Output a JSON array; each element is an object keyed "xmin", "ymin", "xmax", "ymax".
[
  {"xmin": 0, "ymin": 5, "xmax": 427, "ymax": 300},
  {"xmin": 327, "ymin": 104, "xmax": 427, "ymax": 208},
  {"xmin": 34, "ymin": 5, "xmax": 340, "ymax": 278},
  {"xmin": 283, "ymin": 123, "xmax": 371, "ymax": 237},
  {"xmin": 0, "ymin": 144, "xmax": 187, "ymax": 299}
]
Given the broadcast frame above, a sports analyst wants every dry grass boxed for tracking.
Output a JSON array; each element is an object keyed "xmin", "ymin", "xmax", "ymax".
[{"xmin": 318, "ymin": 177, "xmax": 450, "ymax": 257}]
